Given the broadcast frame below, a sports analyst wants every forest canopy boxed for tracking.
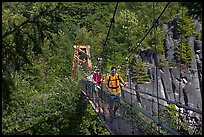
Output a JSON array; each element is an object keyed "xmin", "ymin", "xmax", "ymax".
[{"xmin": 2, "ymin": 2, "xmax": 202, "ymax": 135}]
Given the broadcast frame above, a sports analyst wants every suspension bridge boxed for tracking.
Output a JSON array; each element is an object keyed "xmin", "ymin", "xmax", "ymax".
[{"xmin": 72, "ymin": 2, "xmax": 202, "ymax": 135}]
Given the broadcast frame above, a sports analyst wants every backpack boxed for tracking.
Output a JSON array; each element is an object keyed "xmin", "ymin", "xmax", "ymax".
[{"xmin": 108, "ymin": 74, "xmax": 121, "ymax": 89}]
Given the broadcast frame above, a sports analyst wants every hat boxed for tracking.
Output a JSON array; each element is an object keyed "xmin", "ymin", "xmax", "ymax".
[{"xmin": 111, "ymin": 66, "xmax": 117, "ymax": 71}]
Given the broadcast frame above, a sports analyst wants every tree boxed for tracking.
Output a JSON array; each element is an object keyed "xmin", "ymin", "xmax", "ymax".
[
  {"xmin": 131, "ymin": 57, "xmax": 150, "ymax": 84},
  {"xmin": 175, "ymin": 38, "xmax": 193, "ymax": 67},
  {"xmin": 180, "ymin": 2, "xmax": 202, "ymax": 19}
]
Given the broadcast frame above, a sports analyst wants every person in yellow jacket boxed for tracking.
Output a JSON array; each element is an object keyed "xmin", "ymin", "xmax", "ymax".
[
  {"xmin": 104, "ymin": 66, "xmax": 128, "ymax": 95},
  {"xmin": 104, "ymin": 66, "xmax": 128, "ymax": 117}
]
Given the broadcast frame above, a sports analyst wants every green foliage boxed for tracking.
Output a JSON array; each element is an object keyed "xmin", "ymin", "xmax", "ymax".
[
  {"xmin": 180, "ymin": 2, "xmax": 202, "ymax": 19},
  {"xmin": 150, "ymin": 29, "xmax": 165, "ymax": 54},
  {"xmin": 166, "ymin": 104, "xmax": 178, "ymax": 121},
  {"xmin": 78, "ymin": 104, "xmax": 110, "ymax": 135},
  {"xmin": 2, "ymin": 2, "xmax": 65, "ymax": 74},
  {"xmin": 152, "ymin": 104, "xmax": 179, "ymax": 135},
  {"xmin": 177, "ymin": 15, "xmax": 195, "ymax": 37},
  {"xmin": 160, "ymin": 104, "xmax": 198, "ymax": 135},
  {"xmin": 175, "ymin": 38, "xmax": 193, "ymax": 67},
  {"xmin": 2, "ymin": 70, "xmax": 81, "ymax": 135},
  {"xmin": 2, "ymin": 32, "xmax": 81, "ymax": 134},
  {"xmin": 2, "ymin": 2, "xmax": 201, "ymax": 135},
  {"xmin": 197, "ymin": 32, "xmax": 202, "ymax": 41},
  {"xmin": 169, "ymin": 61, "xmax": 177, "ymax": 68},
  {"xmin": 131, "ymin": 57, "xmax": 150, "ymax": 84},
  {"xmin": 159, "ymin": 55, "xmax": 168, "ymax": 67}
]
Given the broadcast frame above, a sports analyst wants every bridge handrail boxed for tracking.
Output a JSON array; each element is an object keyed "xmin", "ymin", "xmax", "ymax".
[
  {"xmin": 120, "ymin": 96, "xmax": 180, "ymax": 135},
  {"xmin": 80, "ymin": 79, "xmax": 202, "ymax": 135},
  {"xmin": 121, "ymin": 86, "xmax": 202, "ymax": 114},
  {"xmin": 81, "ymin": 79, "xmax": 180, "ymax": 135}
]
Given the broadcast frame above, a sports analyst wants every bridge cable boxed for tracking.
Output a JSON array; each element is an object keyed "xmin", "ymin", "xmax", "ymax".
[
  {"xmin": 152, "ymin": 2, "xmax": 161, "ymax": 131},
  {"xmin": 178, "ymin": 2, "xmax": 183, "ymax": 131},
  {"xmin": 100, "ymin": 2, "xmax": 119, "ymax": 72},
  {"xmin": 123, "ymin": 2, "xmax": 170, "ymax": 134},
  {"xmin": 103, "ymin": 2, "xmax": 119, "ymax": 48},
  {"xmin": 123, "ymin": 3, "xmax": 170, "ymax": 134},
  {"xmin": 151, "ymin": 1, "xmax": 155, "ymax": 129},
  {"xmin": 122, "ymin": 2, "xmax": 171, "ymax": 68},
  {"xmin": 125, "ymin": 4, "xmax": 134, "ymax": 134},
  {"xmin": 126, "ymin": 2, "xmax": 170, "ymax": 60}
]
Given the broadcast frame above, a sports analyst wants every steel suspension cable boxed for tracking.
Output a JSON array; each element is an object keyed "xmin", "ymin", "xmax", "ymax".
[
  {"xmin": 100, "ymin": 2, "xmax": 119, "ymax": 72},
  {"xmin": 151, "ymin": 2, "xmax": 155, "ymax": 120},
  {"xmin": 103, "ymin": 2, "xmax": 119, "ymax": 48},
  {"xmin": 126, "ymin": 5, "xmax": 130, "ymax": 84},
  {"xmin": 152, "ymin": 2, "xmax": 161, "ymax": 131},
  {"xmin": 178, "ymin": 3, "xmax": 183, "ymax": 131},
  {"xmin": 123, "ymin": 3, "xmax": 170, "ymax": 134},
  {"xmin": 125, "ymin": 4, "xmax": 134, "ymax": 133},
  {"xmin": 126, "ymin": 2, "xmax": 171, "ymax": 59},
  {"xmin": 121, "ymin": 2, "xmax": 171, "ymax": 68},
  {"xmin": 124, "ymin": 3, "xmax": 171, "ymax": 131}
]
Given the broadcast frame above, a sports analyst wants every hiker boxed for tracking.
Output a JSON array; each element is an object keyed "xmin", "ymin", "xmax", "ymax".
[
  {"xmin": 87, "ymin": 67, "xmax": 97, "ymax": 82},
  {"xmin": 87, "ymin": 72, "xmax": 93, "ymax": 82},
  {"xmin": 91, "ymin": 68, "xmax": 102, "ymax": 109},
  {"xmin": 104, "ymin": 66, "xmax": 128, "ymax": 117},
  {"xmin": 93, "ymin": 69, "xmax": 103, "ymax": 87}
]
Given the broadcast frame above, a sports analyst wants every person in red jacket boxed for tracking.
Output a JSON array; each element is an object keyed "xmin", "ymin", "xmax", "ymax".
[
  {"xmin": 93, "ymin": 69, "xmax": 102, "ymax": 86},
  {"xmin": 92, "ymin": 68, "xmax": 102, "ymax": 109}
]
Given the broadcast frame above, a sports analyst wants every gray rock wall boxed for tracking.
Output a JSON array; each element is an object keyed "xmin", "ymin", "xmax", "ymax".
[{"xmin": 132, "ymin": 17, "xmax": 202, "ymax": 121}]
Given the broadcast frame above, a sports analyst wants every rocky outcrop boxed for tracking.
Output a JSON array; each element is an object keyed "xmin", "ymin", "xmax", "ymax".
[{"xmin": 131, "ymin": 16, "xmax": 202, "ymax": 124}]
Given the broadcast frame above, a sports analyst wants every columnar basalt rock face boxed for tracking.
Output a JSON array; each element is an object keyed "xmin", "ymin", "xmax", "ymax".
[{"xmin": 133, "ymin": 17, "xmax": 202, "ymax": 122}]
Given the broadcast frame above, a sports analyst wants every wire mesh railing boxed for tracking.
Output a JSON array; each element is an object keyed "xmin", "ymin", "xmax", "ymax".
[{"xmin": 79, "ymin": 79, "xmax": 202, "ymax": 135}]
